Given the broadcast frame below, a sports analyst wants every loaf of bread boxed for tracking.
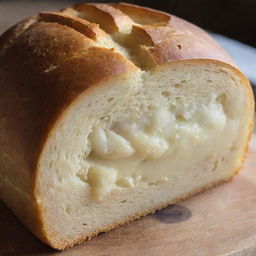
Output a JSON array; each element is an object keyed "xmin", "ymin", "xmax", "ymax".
[{"xmin": 0, "ymin": 2, "xmax": 254, "ymax": 250}]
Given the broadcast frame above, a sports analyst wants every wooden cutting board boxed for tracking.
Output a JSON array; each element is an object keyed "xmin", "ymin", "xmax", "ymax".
[{"xmin": 0, "ymin": 136, "xmax": 255, "ymax": 256}]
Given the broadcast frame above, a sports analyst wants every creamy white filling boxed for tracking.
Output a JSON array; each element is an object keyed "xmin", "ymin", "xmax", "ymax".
[{"xmin": 80, "ymin": 102, "xmax": 236, "ymax": 201}]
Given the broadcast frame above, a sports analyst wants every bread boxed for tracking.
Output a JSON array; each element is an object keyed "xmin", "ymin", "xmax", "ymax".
[{"xmin": 0, "ymin": 2, "xmax": 254, "ymax": 250}]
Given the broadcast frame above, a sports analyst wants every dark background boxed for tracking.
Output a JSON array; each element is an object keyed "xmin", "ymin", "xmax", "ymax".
[
  {"xmin": 0, "ymin": 0, "xmax": 255, "ymax": 47},
  {"xmin": 137, "ymin": 0, "xmax": 256, "ymax": 48}
]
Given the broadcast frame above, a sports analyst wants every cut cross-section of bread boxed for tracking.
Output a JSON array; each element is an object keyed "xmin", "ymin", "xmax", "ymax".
[{"xmin": 0, "ymin": 2, "xmax": 254, "ymax": 250}]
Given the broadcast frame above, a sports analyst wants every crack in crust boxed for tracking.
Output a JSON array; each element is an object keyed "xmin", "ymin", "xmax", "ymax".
[
  {"xmin": 39, "ymin": 12, "xmax": 105, "ymax": 40},
  {"xmin": 60, "ymin": 3, "xmax": 234, "ymax": 69},
  {"xmin": 71, "ymin": 3, "xmax": 134, "ymax": 34},
  {"xmin": 62, "ymin": 3, "xmax": 172, "ymax": 69},
  {"xmin": 0, "ymin": 2, "xmax": 234, "ymax": 71},
  {"xmin": 111, "ymin": 2, "xmax": 171, "ymax": 26}
]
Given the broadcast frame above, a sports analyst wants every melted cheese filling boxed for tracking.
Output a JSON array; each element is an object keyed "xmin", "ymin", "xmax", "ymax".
[{"xmin": 81, "ymin": 103, "xmax": 237, "ymax": 201}]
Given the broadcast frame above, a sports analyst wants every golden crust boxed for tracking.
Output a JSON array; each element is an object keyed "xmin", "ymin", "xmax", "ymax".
[
  {"xmin": 0, "ymin": 16, "xmax": 37, "ymax": 57},
  {"xmin": 0, "ymin": 22, "xmax": 137, "ymax": 170},
  {"xmin": 39, "ymin": 12, "xmax": 106, "ymax": 40},
  {"xmin": 112, "ymin": 2, "xmax": 234, "ymax": 65},
  {"xmin": 112, "ymin": 2, "xmax": 171, "ymax": 25},
  {"xmin": 0, "ymin": 2, "xmax": 254, "ymax": 250},
  {"xmin": 72, "ymin": 3, "xmax": 134, "ymax": 34},
  {"xmin": 146, "ymin": 15, "xmax": 235, "ymax": 65}
]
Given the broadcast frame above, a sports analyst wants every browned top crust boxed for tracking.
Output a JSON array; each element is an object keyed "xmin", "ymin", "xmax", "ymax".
[{"xmin": 0, "ymin": 2, "xmax": 236, "ymax": 179}]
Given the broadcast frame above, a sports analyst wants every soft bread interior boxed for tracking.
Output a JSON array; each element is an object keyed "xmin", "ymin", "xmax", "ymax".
[{"xmin": 36, "ymin": 61, "xmax": 251, "ymax": 247}]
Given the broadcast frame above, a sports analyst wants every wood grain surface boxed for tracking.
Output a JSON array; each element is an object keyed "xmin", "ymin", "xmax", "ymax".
[{"xmin": 0, "ymin": 136, "xmax": 255, "ymax": 256}]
